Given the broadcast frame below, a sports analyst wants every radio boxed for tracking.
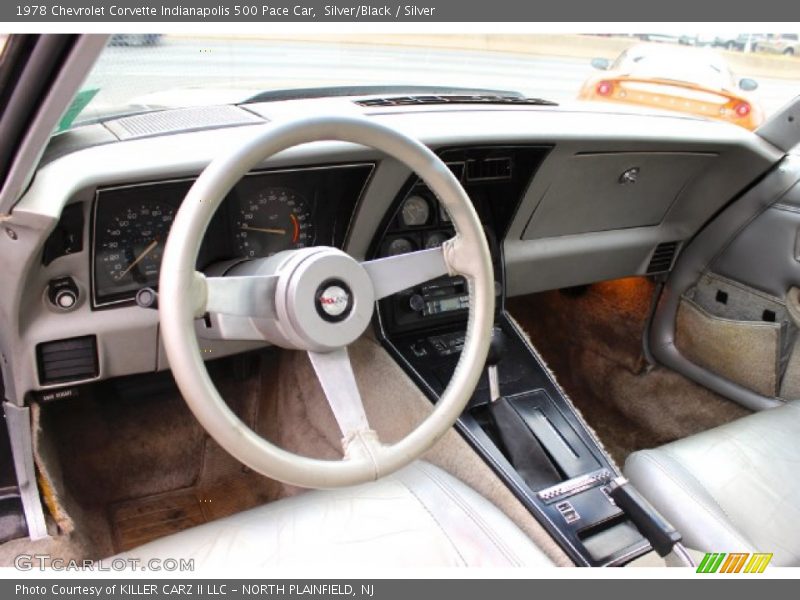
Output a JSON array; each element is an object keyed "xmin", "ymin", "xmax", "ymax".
[
  {"xmin": 410, "ymin": 277, "xmax": 470, "ymax": 317},
  {"xmin": 384, "ymin": 275, "xmax": 501, "ymax": 333}
]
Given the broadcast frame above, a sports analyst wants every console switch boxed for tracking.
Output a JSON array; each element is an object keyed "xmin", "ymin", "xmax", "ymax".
[{"xmin": 428, "ymin": 331, "xmax": 465, "ymax": 356}]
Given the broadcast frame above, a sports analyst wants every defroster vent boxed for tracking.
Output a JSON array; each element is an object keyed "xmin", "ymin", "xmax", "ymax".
[
  {"xmin": 104, "ymin": 105, "xmax": 264, "ymax": 141},
  {"xmin": 646, "ymin": 241, "xmax": 681, "ymax": 274},
  {"xmin": 37, "ymin": 336, "xmax": 98, "ymax": 385}
]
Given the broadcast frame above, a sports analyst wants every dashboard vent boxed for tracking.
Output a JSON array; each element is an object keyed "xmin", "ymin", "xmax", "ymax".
[
  {"xmin": 37, "ymin": 336, "xmax": 98, "ymax": 385},
  {"xmin": 466, "ymin": 157, "xmax": 513, "ymax": 181},
  {"xmin": 646, "ymin": 241, "xmax": 681, "ymax": 274},
  {"xmin": 355, "ymin": 95, "xmax": 558, "ymax": 108},
  {"xmin": 104, "ymin": 105, "xmax": 264, "ymax": 141}
]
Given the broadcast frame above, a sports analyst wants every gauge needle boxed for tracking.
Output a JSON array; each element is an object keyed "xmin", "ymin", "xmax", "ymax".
[
  {"xmin": 117, "ymin": 240, "xmax": 158, "ymax": 280},
  {"xmin": 241, "ymin": 225, "xmax": 287, "ymax": 235}
]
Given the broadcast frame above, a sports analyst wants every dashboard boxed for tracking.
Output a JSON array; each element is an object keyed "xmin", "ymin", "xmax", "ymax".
[
  {"xmin": 87, "ymin": 145, "xmax": 537, "ymax": 326},
  {"xmin": 0, "ymin": 99, "xmax": 783, "ymax": 402}
]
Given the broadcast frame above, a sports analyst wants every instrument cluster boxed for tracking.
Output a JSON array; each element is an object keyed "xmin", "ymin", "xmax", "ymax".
[
  {"xmin": 91, "ymin": 164, "xmax": 373, "ymax": 307},
  {"xmin": 379, "ymin": 166, "xmax": 461, "ymax": 260}
]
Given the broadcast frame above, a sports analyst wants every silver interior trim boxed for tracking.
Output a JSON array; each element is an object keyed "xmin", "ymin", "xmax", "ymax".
[{"xmin": 3, "ymin": 402, "xmax": 48, "ymax": 540}]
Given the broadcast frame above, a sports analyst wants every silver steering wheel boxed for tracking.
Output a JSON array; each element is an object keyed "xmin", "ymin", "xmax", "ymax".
[{"xmin": 159, "ymin": 116, "xmax": 495, "ymax": 488}]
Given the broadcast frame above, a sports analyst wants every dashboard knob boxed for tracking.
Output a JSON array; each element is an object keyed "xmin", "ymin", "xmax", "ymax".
[
  {"xmin": 47, "ymin": 277, "xmax": 79, "ymax": 311},
  {"xmin": 136, "ymin": 287, "xmax": 159, "ymax": 310},
  {"xmin": 409, "ymin": 294, "xmax": 425, "ymax": 312},
  {"xmin": 54, "ymin": 289, "xmax": 77, "ymax": 309}
]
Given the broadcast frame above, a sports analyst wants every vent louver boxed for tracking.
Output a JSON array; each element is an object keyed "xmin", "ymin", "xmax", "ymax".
[
  {"xmin": 647, "ymin": 241, "xmax": 681, "ymax": 274},
  {"xmin": 466, "ymin": 157, "xmax": 513, "ymax": 181},
  {"xmin": 37, "ymin": 336, "xmax": 98, "ymax": 385}
]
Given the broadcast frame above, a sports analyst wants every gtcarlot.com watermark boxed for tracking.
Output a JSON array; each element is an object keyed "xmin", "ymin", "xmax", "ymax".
[{"xmin": 14, "ymin": 554, "xmax": 195, "ymax": 572}]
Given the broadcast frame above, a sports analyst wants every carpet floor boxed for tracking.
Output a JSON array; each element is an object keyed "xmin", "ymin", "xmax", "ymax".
[
  {"xmin": 4, "ymin": 336, "xmax": 570, "ymax": 566},
  {"xmin": 507, "ymin": 278, "xmax": 751, "ymax": 465}
]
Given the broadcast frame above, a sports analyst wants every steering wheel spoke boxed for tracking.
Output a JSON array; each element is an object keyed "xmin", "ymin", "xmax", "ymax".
[
  {"xmin": 307, "ymin": 347, "xmax": 372, "ymax": 441},
  {"xmin": 362, "ymin": 246, "xmax": 450, "ymax": 300},
  {"xmin": 201, "ymin": 273, "xmax": 279, "ymax": 319}
]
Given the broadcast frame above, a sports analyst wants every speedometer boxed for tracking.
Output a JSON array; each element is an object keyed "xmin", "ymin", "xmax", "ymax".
[
  {"xmin": 94, "ymin": 200, "xmax": 176, "ymax": 303},
  {"xmin": 234, "ymin": 187, "xmax": 314, "ymax": 258}
]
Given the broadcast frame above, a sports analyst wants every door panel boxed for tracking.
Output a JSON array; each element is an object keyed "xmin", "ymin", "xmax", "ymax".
[
  {"xmin": 649, "ymin": 156, "xmax": 800, "ymax": 411},
  {"xmin": 714, "ymin": 202, "xmax": 800, "ymax": 298}
]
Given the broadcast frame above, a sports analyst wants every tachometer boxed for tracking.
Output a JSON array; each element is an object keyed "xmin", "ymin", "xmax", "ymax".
[
  {"xmin": 95, "ymin": 200, "xmax": 176, "ymax": 297},
  {"xmin": 234, "ymin": 187, "xmax": 314, "ymax": 258}
]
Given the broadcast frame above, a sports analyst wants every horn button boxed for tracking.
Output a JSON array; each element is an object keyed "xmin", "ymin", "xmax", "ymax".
[
  {"xmin": 273, "ymin": 248, "xmax": 375, "ymax": 352},
  {"xmin": 315, "ymin": 279, "xmax": 353, "ymax": 322}
]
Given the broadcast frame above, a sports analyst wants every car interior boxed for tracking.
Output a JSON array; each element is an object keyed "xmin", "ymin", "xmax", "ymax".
[{"xmin": 1, "ymin": 34, "xmax": 800, "ymax": 569}]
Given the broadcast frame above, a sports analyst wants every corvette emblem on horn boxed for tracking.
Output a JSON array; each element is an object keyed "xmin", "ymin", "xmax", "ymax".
[{"xmin": 315, "ymin": 280, "xmax": 353, "ymax": 322}]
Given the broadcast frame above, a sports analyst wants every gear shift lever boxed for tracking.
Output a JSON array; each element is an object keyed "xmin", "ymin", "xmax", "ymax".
[
  {"xmin": 486, "ymin": 327, "xmax": 562, "ymax": 489},
  {"xmin": 486, "ymin": 327, "xmax": 505, "ymax": 403}
]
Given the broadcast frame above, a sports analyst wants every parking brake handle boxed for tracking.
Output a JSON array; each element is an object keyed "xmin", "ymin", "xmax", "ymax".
[{"xmin": 607, "ymin": 477, "xmax": 696, "ymax": 567}]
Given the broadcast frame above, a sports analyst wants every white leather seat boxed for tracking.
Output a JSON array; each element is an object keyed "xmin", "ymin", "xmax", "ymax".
[
  {"xmin": 110, "ymin": 461, "xmax": 553, "ymax": 568},
  {"xmin": 625, "ymin": 400, "xmax": 800, "ymax": 566}
]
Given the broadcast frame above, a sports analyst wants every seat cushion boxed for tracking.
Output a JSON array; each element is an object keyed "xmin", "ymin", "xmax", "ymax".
[
  {"xmin": 625, "ymin": 401, "xmax": 800, "ymax": 566},
  {"xmin": 108, "ymin": 461, "xmax": 552, "ymax": 568}
]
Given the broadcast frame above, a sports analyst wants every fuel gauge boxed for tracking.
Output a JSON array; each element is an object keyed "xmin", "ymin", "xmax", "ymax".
[
  {"xmin": 400, "ymin": 195, "xmax": 431, "ymax": 227},
  {"xmin": 385, "ymin": 237, "xmax": 416, "ymax": 256},
  {"xmin": 424, "ymin": 232, "xmax": 450, "ymax": 249}
]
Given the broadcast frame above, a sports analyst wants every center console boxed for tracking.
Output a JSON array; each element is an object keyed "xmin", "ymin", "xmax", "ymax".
[{"xmin": 372, "ymin": 145, "xmax": 652, "ymax": 566}]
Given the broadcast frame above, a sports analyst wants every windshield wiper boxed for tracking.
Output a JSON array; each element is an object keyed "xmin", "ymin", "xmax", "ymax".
[
  {"xmin": 241, "ymin": 85, "xmax": 556, "ymax": 106},
  {"xmin": 355, "ymin": 94, "xmax": 558, "ymax": 107}
]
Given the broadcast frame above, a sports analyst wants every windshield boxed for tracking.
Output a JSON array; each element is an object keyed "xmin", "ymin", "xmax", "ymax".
[
  {"xmin": 614, "ymin": 46, "xmax": 735, "ymax": 89},
  {"xmin": 68, "ymin": 33, "xmax": 800, "ymax": 132}
]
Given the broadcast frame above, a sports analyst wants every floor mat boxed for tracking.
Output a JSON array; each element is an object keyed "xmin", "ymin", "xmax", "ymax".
[
  {"xmin": 109, "ymin": 476, "xmax": 274, "ymax": 553},
  {"xmin": 508, "ymin": 278, "xmax": 751, "ymax": 465},
  {"xmin": 110, "ymin": 489, "xmax": 206, "ymax": 552}
]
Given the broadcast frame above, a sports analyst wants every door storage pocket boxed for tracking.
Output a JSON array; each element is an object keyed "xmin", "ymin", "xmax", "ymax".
[{"xmin": 676, "ymin": 296, "xmax": 782, "ymax": 397}]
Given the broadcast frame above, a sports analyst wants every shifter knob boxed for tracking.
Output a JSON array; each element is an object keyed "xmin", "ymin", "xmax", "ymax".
[{"xmin": 486, "ymin": 327, "xmax": 505, "ymax": 367}]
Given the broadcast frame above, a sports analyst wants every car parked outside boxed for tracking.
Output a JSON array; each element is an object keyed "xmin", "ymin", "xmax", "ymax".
[
  {"xmin": 711, "ymin": 34, "xmax": 763, "ymax": 51},
  {"xmin": 108, "ymin": 34, "xmax": 162, "ymax": 47},
  {"xmin": 580, "ymin": 44, "xmax": 764, "ymax": 130},
  {"xmin": 754, "ymin": 34, "xmax": 800, "ymax": 56}
]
